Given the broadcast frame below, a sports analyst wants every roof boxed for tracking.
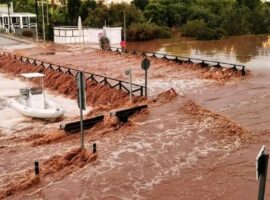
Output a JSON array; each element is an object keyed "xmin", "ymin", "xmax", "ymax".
[
  {"xmin": 0, "ymin": 12, "xmax": 36, "ymax": 17},
  {"xmin": 21, "ymin": 73, "xmax": 45, "ymax": 78}
]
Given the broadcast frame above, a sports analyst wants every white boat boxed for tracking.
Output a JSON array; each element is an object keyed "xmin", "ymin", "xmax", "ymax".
[{"xmin": 7, "ymin": 73, "xmax": 64, "ymax": 120}]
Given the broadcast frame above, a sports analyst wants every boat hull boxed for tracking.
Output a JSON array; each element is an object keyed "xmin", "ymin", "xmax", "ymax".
[{"xmin": 7, "ymin": 98, "xmax": 64, "ymax": 119}]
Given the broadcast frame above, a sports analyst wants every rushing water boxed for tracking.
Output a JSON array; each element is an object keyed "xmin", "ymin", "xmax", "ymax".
[
  {"xmin": 127, "ymin": 34, "xmax": 270, "ymax": 70},
  {"xmin": 1, "ymin": 35, "xmax": 270, "ymax": 199}
]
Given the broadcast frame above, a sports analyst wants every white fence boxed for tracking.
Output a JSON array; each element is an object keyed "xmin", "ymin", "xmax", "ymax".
[{"xmin": 54, "ymin": 26, "xmax": 122, "ymax": 45}]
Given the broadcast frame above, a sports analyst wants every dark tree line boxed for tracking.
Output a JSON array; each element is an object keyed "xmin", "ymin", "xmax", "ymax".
[{"xmin": 1, "ymin": 0, "xmax": 270, "ymax": 41}]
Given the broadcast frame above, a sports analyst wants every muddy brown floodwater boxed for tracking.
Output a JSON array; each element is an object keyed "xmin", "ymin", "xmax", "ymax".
[
  {"xmin": 0, "ymin": 35, "xmax": 270, "ymax": 200},
  {"xmin": 127, "ymin": 34, "xmax": 270, "ymax": 70}
]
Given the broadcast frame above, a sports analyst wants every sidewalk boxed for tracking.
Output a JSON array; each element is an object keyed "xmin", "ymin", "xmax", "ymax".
[{"xmin": 0, "ymin": 33, "xmax": 34, "ymax": 44}]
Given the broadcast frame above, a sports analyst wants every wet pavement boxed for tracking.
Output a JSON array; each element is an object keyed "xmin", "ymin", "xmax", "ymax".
[{"xmin": 0, "ymin": 35, "xmax": 35, "ymax": 51}]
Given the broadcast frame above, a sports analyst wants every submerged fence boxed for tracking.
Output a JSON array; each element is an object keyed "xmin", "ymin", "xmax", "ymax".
[
  {"xmin": 104, "ymin": 46, "xmax": 247, "ymax": 76},
  {"xmin": 0, "ymin": 51, "xmax": 145, "ymax": 97}
]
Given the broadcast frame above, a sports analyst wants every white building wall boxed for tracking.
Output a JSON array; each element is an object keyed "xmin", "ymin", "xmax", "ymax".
[
  {"xmin": 105, "ymin": 27, "xmax": 122, "ymax": 44},
  {"xmin": 87, "ymin": 28, "xmax": 102, "ymax": 43},
  {"xmin": 54, "ymin": 26, "xmax": 122, "ymax": 45}
]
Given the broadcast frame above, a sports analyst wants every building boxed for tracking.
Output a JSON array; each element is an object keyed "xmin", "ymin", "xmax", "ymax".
[
  {"xmin": 0, "ymin": 3, "xmax": 37, "ymax": 33},
  {"xmin": 103, "ymin": 0, "xmax": 132, "ymax": 4},
  {"xmin": 47, "ymin": 0, "xmax": 132, "ymax": 6}
]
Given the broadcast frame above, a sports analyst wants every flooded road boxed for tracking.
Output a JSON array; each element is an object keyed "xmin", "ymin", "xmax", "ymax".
[
  {"xmin": 127, "ymin": 34, "xmax": 270, "ymax": 70},
  {"xmin": 190, "ymin": 69, "xmax": 270, "ymax": 131},
  {"xmin": 0, "ymin": 35, "xmax": 35, "ymax": 51},
  {"xmin": 1, "ymin": 35, "xmax": 270, "ymax": 199},
  {"xmin": 128, "ymin": 34, "xmax": 270, "ymax": 131},
  {"xmin": 8, "ymin": 96, "xmax": 249, "ymax": 200}
]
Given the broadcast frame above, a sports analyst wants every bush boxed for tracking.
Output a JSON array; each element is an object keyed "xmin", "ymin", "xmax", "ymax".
[
  {"xmin": 197, "ymin": 27, "xmax": 224, "ymax": 40},
  {"xmin": 99, "ymin": 36, "xmax": 110, "ymax": 50},
  {"xmin": 182, "ymin": 19, "xmax": 224, "ymax": 40},
  {"xmin": 181, "ymin": 19, "xmax": 207, "ymax": 37},
  {"xmin": 127, "ymin": 22, "xmax": 171, "ymax": 41},
  {"xmin": 22, "ymin": 29, "xmax": 33, "ymax": 37},
  {"xmin": 0, "ymin": 28, "xmax": 5, "ymax": 33}
]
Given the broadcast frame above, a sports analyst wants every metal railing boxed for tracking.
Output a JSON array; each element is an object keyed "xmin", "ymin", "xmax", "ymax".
[
  {"xmin": 0, "ymin": 51, "xmax": 145, "ymax": 97},
  {"xmin": 105, "ymin": 46, "xmax": 247, "ymax": 76}
]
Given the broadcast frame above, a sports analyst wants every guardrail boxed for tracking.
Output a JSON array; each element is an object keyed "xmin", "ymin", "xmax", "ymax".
[
  {"xmin": 60, "ymin": 115, "xmax": 105, "ymax": 133},
  {"xmin": 0, "ymin": 51, "xmax": 145, "ymax": 97},
  {"xmin": 105, "ymin": 46, "xmax": 247, "ymax": 76},
  {"xmin": 111, "ymin": 104, "xmax": 148, "ymax": 123}
]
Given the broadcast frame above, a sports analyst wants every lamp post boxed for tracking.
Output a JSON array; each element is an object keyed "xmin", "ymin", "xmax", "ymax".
[
  {"xmin": 123, "ymin": 10, "xmax": 126, "ymax": 44},
  {"xmin": 41, "ymin": 0, "xmax": 46, "ymax": 42},
  {"xmin": 7, "ymin": 1, "xmax": 11, "ymax": 33},
  {"xmin": 35, "ymin": 0, "xmax": 39, "ymax": 42}
]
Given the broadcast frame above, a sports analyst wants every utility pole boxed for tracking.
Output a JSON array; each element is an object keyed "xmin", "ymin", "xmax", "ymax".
[
  {"xmin": 7, "ymin": 1, "xmax": 11, "ymax": 33},
  {"xmin": 35, "ymin": 0, "xmax": 39, "ymax": 42},
  {"xmin": 41, "ymin": 0, "xmax": 46, "ymax": 42},
  {"xmin": 46, "ymin": 2, "xmax": 49, "ymax": 25},
  {"xmin": 123, "ymin": 10, "xmax": 126, "ymax": 44},
  {"xmin": 51, "ymin": 0, "xmax": 55, "ymax": 14}
]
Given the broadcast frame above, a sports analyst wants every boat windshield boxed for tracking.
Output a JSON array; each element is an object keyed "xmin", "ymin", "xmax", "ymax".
[{"xmin": 20, "ymin": 73, "xmax": 44, "ymax": 93}]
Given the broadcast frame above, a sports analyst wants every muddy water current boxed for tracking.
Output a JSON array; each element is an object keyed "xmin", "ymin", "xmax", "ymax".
[
  {"xmin": 129, "ymin": 35, "xmax": 270, "ymax": 131},
  {"xmin": 1, "ymin": 35, "xmax": 270, "ymax": 199},
  {"xmin": 9, "ymin": 98, "xmax": 244, "ymax": 200},
  {"xmin": 127, "ymin": 35, "xmax": 270, "ymax": 199}
]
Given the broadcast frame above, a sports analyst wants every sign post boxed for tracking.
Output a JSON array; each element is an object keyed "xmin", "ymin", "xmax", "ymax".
[
  {"xmin": 125, "ymin": 69, "xmax": 132, "ymax": 103},
  {"xmin": 256, "ymin": 146, "xmax": 269, "ymax": 200},
  {"xmin": 141, "ymin": 58, "xmax": 150, "ymax": 97},
  {"xmin": 76, "ymin": 72, "xmax": 86, "ymax": 149}
]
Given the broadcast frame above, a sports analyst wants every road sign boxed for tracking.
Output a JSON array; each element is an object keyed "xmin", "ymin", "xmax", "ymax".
[
  {"xmin": 141, "ymin": 58, "xmax": 150, "ymax": 97},
  {"xmin": 76, "ymin": 72, "xmax": 86, "ymax": 110},
  {"xmin": 141, "ymin": 58, "xmax": 150, "ymax": 71},
  {"xmin": 256, "ymin": 146, "xmax": 269, "ymax": 200},
  {"xmin": 75, "ymin": 71, "xmax": 86, "ymax": 149},
  {"xmin": 76, "ymin": 71, "xmax": 86, "ymax": 90},
  {"xmin": 257, "ymin": 146, "xmax": 266, "ymax": 180},
  {"xmin": 77, "ymin": 90, "xmax": 86, "ymax": 110}
]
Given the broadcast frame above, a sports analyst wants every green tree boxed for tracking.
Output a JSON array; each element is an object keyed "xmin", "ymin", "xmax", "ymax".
[
  {"xmin": 131, "ymin": 0, "xmax": 149, "ymax": 10},
  {"xmin": 83, "ymin": 3, "xmax": 108, "ymax": 27},
  {"xmin": 236, "ymin": 0, "xmax": 261, "ymax": 10},
  {"xmin": 67, "ymin": 0, "xmax": 81, "ymax": 25},
  {"xmin": 80, "ymin": 0, "xmax": 96, "ymax": 21}
]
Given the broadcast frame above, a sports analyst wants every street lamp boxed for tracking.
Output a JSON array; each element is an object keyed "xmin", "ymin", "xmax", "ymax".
[
  {"xmin": 35, "ymin": 0, "xmax": 39, "ymax": 42},
  {"xmin": 41, "ymin": 0, "xmax": 45, "ymax": 42},
  {"xmin": 7, "ymin": 1, "xmax": 11, "ymax": 33}
]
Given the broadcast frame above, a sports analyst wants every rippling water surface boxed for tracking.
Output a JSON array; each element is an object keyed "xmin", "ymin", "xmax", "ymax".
[{"xmin": 127, "ymin": 34, "xmax": 270, "ymax": 69}]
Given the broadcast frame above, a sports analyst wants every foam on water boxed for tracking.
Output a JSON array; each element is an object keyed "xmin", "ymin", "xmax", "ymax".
[
  {"xmin": 30, "ymin": 114, "xmax": 241, "ymax": 200},
  {"xmin": 135, "ymin": 78, "xmax": 214, "ymax": 96}
]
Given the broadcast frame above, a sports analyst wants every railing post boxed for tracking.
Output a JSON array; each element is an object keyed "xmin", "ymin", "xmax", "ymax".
[
  {"xmin": 119, "ymin": 81, "xmax": 122, "ymax": 90},
  {"xmin": 241, "ymin": 66, "xmax": 246, "ymax": 76}
]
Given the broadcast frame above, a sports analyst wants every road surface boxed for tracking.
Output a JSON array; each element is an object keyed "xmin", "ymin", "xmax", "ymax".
[{"xmin": 0, "ymin": 35, "xmax": 34, "ymax": 50}]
